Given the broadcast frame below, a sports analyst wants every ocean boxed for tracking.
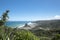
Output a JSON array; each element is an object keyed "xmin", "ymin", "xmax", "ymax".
[{"xmin": 5, "ymin": 21, "xmax": 30, "ymax": 28}]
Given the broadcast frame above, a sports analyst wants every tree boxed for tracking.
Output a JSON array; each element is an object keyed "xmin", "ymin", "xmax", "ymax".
[
  {"xmin": 0, "ymin": 10, "xmax": 9, "ymax": 26},
  {"xmin": 1, "ymin": 10, "xmax": 9, "ymax": 22},
  {"xmin": 0, "ymin": 10, "xmax": 10, "ymax": 40}
]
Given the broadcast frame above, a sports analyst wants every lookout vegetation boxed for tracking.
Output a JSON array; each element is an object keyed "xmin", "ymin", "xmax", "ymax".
[{"xmin": 0, "ymin": 10, "xmax": 9, "ymax": 26}]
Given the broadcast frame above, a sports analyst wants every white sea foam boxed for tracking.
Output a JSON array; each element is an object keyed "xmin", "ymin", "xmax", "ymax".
[{"xmin": 27, "ymin": 22, "xmax": 37, "ymax": 28}]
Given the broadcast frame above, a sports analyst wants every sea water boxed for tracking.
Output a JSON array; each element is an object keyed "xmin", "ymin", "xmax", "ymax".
[{"xmin": 5, "ymin": 21, "xmax": 30, "ymax": 28}]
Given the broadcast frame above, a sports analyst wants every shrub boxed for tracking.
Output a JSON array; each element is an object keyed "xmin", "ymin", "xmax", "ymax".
[
  {"xmin": 14, "ymin": 30, "xmax": 40, "ymax": 40},
  {"xmin": 52, "ymin": 34, "xmax": 60, "ymax": 40}
]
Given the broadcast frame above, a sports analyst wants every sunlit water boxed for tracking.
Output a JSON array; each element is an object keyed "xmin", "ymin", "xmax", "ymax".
[{"xmin": 5, "ymin": 21, "xmax": 30, "ymax": 28}]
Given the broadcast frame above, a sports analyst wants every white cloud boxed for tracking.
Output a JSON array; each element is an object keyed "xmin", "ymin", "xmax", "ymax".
[
  {"xmin": 54, "ymin": 15, "xmax": 60, "ymax": 19},
  {"xmin": 46, "ymin": 15, "xmax": 60, "ymax": 20},
  {"xmin": 9, "ymin": 15, "xmax": 60, "ymax": 21}
]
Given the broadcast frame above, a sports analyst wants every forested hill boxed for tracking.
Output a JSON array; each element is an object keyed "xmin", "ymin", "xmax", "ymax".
[{"xmin": 31, "ymin": 19, "xmax": 60, "ymax": 30}]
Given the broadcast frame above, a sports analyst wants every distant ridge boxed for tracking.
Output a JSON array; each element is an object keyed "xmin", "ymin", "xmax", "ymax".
[{"xmin": 20, "ymin": 19, "xmax": 60, "ymax": 30}]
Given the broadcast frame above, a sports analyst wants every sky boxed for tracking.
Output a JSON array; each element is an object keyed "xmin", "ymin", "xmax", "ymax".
[{"xmin": 0, "ymin": 0, "xmax": 60, "ymax": 21}]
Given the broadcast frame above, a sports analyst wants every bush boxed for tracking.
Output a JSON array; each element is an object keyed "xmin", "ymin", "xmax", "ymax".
[
  {"xmin": 52, "ymin": 34, "xmax": 60, "ymax": 40},
  {"xmin": 0, "ymin": 20, "xmax": 4, "ymax": 26},
  {"xmin": 14, "ymin": 30, "xmax": 40, "ymax": 40}
]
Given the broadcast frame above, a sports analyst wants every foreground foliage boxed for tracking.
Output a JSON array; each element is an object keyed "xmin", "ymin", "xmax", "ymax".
[
  {"xmin": 52, "ymin": 34, "xmax": 60, "ymax": 40},
  {"xmin": 0, "ymin": 26, "xmax": 40, "ymax": 40},
  {"xmin": 14, "ymin": 30, "xmax": 40, "ymax": 40}
]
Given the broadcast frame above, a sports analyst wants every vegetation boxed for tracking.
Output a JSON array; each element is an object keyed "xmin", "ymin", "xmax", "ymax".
[
  {"xmin": 52, "ymin": 34, "xmax": 60, "ymax": 40},
  {"xmin": 14, "ymin": 30, "xmax": 40, "ymax": 40},
  {"xmin": 0, "ymin": 10, "xmax": 9, "ymax": 26},
  {"xmin": 0, "ymin": 26, "xmax": 40, "ymax": 40}
]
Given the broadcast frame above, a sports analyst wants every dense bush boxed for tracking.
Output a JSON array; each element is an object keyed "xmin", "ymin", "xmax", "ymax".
[
  {"xmin": 52, "ymin": 34, "xmax": 60, "ymax": 40},
  {"xmin": 0, "ymin": 20, "xmax": 4, "ymax": 26},
  {"xmin": 14, "ymin": 30, "xmax": 40, "ymax": 40},
  {"xmin": 40, "ymin": 37, "xmax": 51, "ymax": 40}
]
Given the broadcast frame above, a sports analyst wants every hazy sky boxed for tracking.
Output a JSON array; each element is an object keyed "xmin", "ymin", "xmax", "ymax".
[{"xmin": 0, "ymin": 0, "xmax": 60, "ymax": 21}]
